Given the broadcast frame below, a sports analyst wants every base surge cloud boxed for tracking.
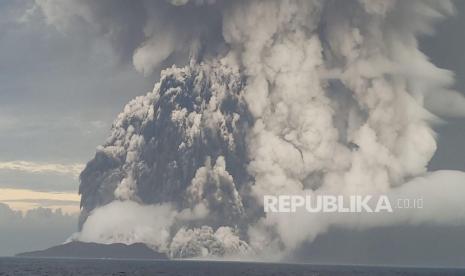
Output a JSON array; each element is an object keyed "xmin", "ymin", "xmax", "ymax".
[{"xmin": 32, "ymin": 0, "xmax": 465, "ymax": 259}]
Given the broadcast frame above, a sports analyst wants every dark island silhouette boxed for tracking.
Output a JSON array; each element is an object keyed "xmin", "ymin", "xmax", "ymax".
[{"xmin": 16, "ymin": 242, "xmax": 168, "ymax": 260}]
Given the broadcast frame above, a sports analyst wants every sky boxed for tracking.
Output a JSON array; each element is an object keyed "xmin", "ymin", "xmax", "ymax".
[
  {"xmin": 0, "ymin": 1, "xmax": 153, "ymax": 255},
  {"xmin": 0, "ymin": 0, "xmax": 152, "ymax": 210},
  {"xmin": 0, "ymin": 0, "xmax": 465, "ymax": 260},
  {"xmin": 422, "ymin": 0, "xmax": 465, "ymax": 172}
]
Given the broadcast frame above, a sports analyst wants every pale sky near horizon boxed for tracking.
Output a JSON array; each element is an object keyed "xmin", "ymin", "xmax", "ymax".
[{"xmin": 0, "ymin": 188, "xmax": 79, "ymax": 214}]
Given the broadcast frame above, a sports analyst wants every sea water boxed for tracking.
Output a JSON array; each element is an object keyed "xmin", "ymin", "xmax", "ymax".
[{"xmin": 0, "ymin": 257, "xmax": 464, "ymax": 276}]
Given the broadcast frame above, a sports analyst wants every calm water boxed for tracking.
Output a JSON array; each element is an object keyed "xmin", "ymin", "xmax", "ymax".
[{"xmin": 0, "ymin": 258, "xmax": 464, "ymax": 276}]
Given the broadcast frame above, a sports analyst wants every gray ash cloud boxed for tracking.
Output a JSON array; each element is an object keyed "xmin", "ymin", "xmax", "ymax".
[{"xmin": 31, "ymin": 0, "xmax": 465, "ymax": 259}]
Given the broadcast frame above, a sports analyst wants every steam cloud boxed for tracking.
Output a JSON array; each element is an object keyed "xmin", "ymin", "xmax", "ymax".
[{"xmin": 33, "ymin": 0, "xmax": 465, "ymax": 259}]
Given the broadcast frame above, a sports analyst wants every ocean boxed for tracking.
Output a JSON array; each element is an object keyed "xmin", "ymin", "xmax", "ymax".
[{"xmin": 0, "ymin": 258, "xmax": 464, "ymax": 276}]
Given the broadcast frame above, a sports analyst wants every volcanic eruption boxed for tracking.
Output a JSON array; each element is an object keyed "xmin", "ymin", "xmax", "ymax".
[{"xmin": 34, "ymin": 0, "xmax": 465, "ymax": 259}]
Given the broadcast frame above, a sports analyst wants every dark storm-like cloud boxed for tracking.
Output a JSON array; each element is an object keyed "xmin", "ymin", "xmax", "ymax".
[{"xmin": 34, "ymin": 0, "xmax": 226, "ymax": 75}]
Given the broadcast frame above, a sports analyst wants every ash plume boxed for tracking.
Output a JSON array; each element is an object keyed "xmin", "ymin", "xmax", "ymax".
[{"xmin": 34, "ymin": 0, "xmax": 465, "ymax": 259}]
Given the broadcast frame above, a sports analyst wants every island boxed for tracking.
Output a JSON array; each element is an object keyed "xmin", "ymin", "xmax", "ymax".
[{"xmin": 16, "ymin": 241, "xmax": 168, "ymax": 260}]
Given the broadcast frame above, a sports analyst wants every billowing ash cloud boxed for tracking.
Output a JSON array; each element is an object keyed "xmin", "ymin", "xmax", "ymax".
[
  {"xmin": 35, "ymin": 0, "xmax": 465, "ymax": 259},
  {"xmin": 77, "ymin": 62, "xmax": 255, "ymax": 257},
  {"xmin": 34, "ymin": 0, "xmax": 225, "ymax": 75}
]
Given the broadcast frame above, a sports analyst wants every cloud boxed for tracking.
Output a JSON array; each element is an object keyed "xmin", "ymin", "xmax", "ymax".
[
  {"xmin": 74, "ymin": 200, "xmax": 252, "ymax": 258},
  {"xmin": 26, "ymin": 0, "xmax": 465, "ymax": 262},
  {"xmin": 76, "ymin": 201, "xmax": 176, "ymax": 252},
  {"xmin": 0, "ymin": 203, "xmax": 77, "ymax": 256},
  {"xmin": 32, "ymin": 0, "xmax": 225, "ymax": 75},
  {"xmin": 424, "ymin": 89, "xmax": 465, "ymax": 118},
  {"xmin": 0, "ymin": 188, "xmax": 79, "ymax": 202},
  {"xmin": 0, "ymin": 171, "xmax": 79, "ymax": 193},
  {"xmin": 0, "ymin": 161, "xmax": 84, "ymax": 178},
  {"xmin": 2, "ymin": 198, "xmax": 80, "ymax": 207},
  {"xmin": 0, "ymin": 0, "xmax": 153, "ymax": 167},
  {"xmin": 0, "ymin": 188, "xmax": 80, "ymax": 214},
  {"xmin": 248, "ymin": 170, "xmax": 465, "ymax": 256}
]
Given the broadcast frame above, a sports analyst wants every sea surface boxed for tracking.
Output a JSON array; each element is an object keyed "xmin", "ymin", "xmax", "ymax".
[{"xmin": 0, "ymin": 257, "xmax": 464, "ymax": 276}]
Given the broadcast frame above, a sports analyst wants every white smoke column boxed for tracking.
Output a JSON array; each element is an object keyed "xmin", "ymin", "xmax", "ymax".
[
  {"xmin": 222, "ymin": 0, "xmax": 465, "ymax": 256},
  {"xmin": 223, "ymin": 0, "xmax": 350, "ymax": 253},
  {"xmin": 77, "ymin": 201, "xmax": 176, "ymax": 252}
]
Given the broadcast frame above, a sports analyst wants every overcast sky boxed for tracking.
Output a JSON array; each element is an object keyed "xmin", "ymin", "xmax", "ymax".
[
  {"xmin": 0, "ymin": 0, "xmax": 152, "ymax": 199},
  {"xmin": 0, "ymin": 0, "xmax": 464, "ymax": 259},
  {"xmin": 0, "ymin": 1, "xmax": 153, "ymax": 255}
]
